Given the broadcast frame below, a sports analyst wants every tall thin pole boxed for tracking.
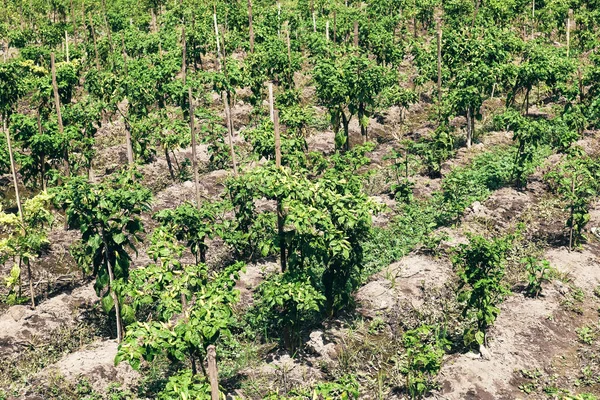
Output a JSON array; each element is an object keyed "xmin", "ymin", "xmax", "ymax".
[
  {"xmin": 436, "ymin": 18, "xmax": 442, "ymax": 111},
  {"xmin": 4, "ymin": 118, "xmax": 35, "ymax": 309},
  {"xmin": 65, "ymin": 31, "xmax": 69, "ymax": 62},
  {"xmin": 51, "ymin": 53, "xmax": 69, "ymax": 178},
  {"xmin": 268, "ymin": 82, "xmax": 275, "ymax": 122},
  {"xmin": 248, "ymin": 0, "xmax": 254, "ymax": 53},
  {"xmin": 222, "ymin": 91, "xmax": 238, "ymax": 175},
  {"xmin": 188, "ymin": 88, "xmax": 201, "ymax": 207},
  {"xmin": 567, "ymin": 9, "xmax": 573, "ymax": 58},
  {"xmin": 207, "ymin": 345, "xmax": 219, "ymax": 400},
  {"xmin": 274, "ymin": 109, "xmax": 286, "ymax": 272},
  {"xmin": 181, "ymin": 24, "xmax": 187, "ymax": 85}
]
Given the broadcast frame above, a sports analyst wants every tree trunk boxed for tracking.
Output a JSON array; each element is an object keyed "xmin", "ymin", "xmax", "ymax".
[
  {"xmin": 165, "ymin": 147, "xmax": 175, "ymax": 180},
  {"xmin": 353, "ymin": 21, "xmax": 358, "ymax": 46},
  {"xmin": 124, "ymin": 118, "xmax": 134, "ymax": 165},
  {"xmin": 102, "ymin": 236, "xmax": 123, "ymax": 342},
  {"xmin": 188, "ymin": 88, "xmax": 201, "ymax": 207},
  {"xmin": 341, "ymin": 112, "xmax": 350, "ymax": 151}
]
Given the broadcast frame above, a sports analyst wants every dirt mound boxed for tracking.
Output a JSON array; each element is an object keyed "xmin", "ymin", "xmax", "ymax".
[
  {"xmin": 438, "ymin": 286, "xmax": 566, "ymax": 399},
  {"xmin": 34, "ymin": 339, "xmax": 139, "ymax": 393},
  {"xmin": 0, "ymin": 283, "xmax": 98, "ymax": 358},
  {"xmin": 356, "ymin": 254, "xmax": 452, "ymax": 316}
]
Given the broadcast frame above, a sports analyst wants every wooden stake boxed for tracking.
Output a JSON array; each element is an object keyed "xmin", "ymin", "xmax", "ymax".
[
  {"xmin": 436, "ymin": 18, "xmax": 442, "ymax": 109},
  {"xmin": 188, "ymin": 88, "xmax": 201, "ymax": 207},
  {"xmin": 569, "ymin": 174, "xmax": 575, "ymax": 251},
  {"xmin": 51, "ymin": 53, "xmax": 69, "ymax": 178},
  {"xmin": 120, "ymin": 39, "xmax": 134, "ymax": 165},
  {"xmin": 268, "ymin": 82, "xmax": 274, "ymax": 122},
  {"xmin": 325, "ymin": 20, "xmax": 329, "ymax": 41},
  {"xmin": 4, "ymin": 117, "xmax": 34, "ymax": 309},
  {"xmin": 213, "ymin": 12, "xmax": 221, "ymax": 68},
  {"xmin": 222, "ymin": 91, "xmax": 238, "ymax": 175},
  {"xmin": 567, "ymin": 9, "xmax": 573, "ymax": 58},
  {"xmin": 65, "ymin": 31, "xmax": 69, "ymax": 62},
  {"xmin": 274, "ymin": 109, "xmax": 286, "ymax": 272},
  {"xmin": 274, "ymin": 109, "xmax": 282, "ymax": 167},
  {"xmin": 207, "ymin": 345, "xmax": 219, "ymax": 400},
  {"xmin": 248, "ymin": 0, "xmax": 254, "ymax": 53},
  {"xmin": 277, "ymin": 3, "xmax": 281, "ymax": 38},
  {"xmin": 181, "ymin": 24, "xmax": 187, "ymax": 85},
  {"xmin": 101, "ymin": 0, "xmax": 113, "ymax": 54},
  {"xmin": 466, "ymin": 106, "xmax": 472, "ymax": 149},
  {"xmin": 354, "ymin": 21, "xmax": 358, "ymax": 47},
  {"xmin": 333, "ymin": 11, "xmax": 337, "ymax": 43},
  {"xmin": 89, "ymin": 14, "xmax": 100, "ymax": 70},
  {"xmin": 286, "ymin": 24, "xmax": 291, "ymax": 71},
  {"xmin": 36, "ymin": 109, "xmax": 46, "ymax": 191}
]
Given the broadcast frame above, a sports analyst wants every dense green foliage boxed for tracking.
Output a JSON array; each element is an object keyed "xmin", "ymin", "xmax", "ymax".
[{"xmin": 1, "ymin": 0, "xmax": 600, "ymax": 397}]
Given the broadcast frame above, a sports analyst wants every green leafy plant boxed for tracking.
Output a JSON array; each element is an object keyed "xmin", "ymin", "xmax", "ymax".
[
  {"xmin": 0, "ymin": 192, "xmax": 54, "ymax": 306},
  {"xmin": 453, "ymin": 234, "xmax": 513, "ymax": 348},
  {"xmin": 55, "ymin": 170, "xmax": 151, "ymax": 341},
  {"xmin": 401, "ymin": 325, "xmax": 450, "ymax": 399},
  {"xmin": 522, "ymin": 257, "xmax": 551, "ymax": 298},
  {"xmin": 250, "ymin": 271, "xmax": 325, "ymax": 352}
]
